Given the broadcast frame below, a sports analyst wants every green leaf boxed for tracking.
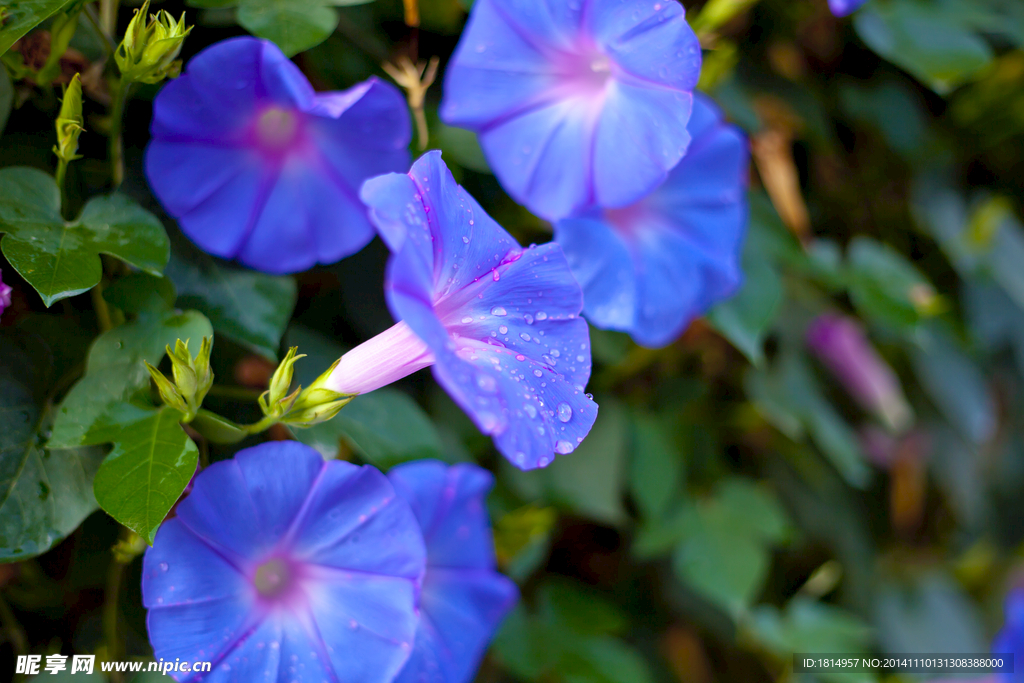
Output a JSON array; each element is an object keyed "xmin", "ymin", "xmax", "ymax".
[
  {"xmin": 846, "ymin": 236, "xmax": 937, "ymax": 333},
  {"xmin": 166, "ymin": 249, "xmax": 296, "ymax": 360},
  {"xmin": 188, "ymin": 0, "xmax": 377, "ymax": 55},
  {"xmin": 0, "ymin": 330, "xmax": 105, "ymax": 562},
  {"xmin": 747, "ymin": 351, "xmax": 872, "ymax": 488},
  {"xmin": 0, "ymin": 0, "xmax": 76, "ymax": 54},
  {"xmin": 874, "ymin": 571, "xmax": 987, "ymax": 654},
  {"xmin": 541, "ymin": 398, "xmax": 627, "ymax": 526},
  {"xmin": 673, "ymin": 508, "xmax": 767, "ymax": 617},
  {"xmin": 707, "ymin": 258, "xmax": 782, "ymax": 365},
  {"xmin": 911, "ymin": 325, "xmax": 995, "ymax": 445},
  {"xmin": 538, "ymin": 580, "xmax": 627, "ymax": 637},
  {"xmin": 629, "ymin": 413, "xmax": 682, "ymax": 520},
  {"xmin": 854, "ymin": 0, "xmax": 993, "ymax": 95},
  {"xmin": 0, "ymin": 168, "xmax": 169, "ymax": 306},
  {"xmin": 48, "ymin": 279, "xmax": 213, "ymax": 449},
  {"xmin": 0, "ymin": 64, "xmax": 12, "ymax": 136},
  {"xmin": 90, "ymin": 405, "xmax": 198, "ymax": 543}
]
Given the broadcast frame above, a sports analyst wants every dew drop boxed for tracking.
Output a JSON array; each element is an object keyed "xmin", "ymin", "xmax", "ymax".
[
  {"xmin": 557, "ymin": 403, "xmax": 572, "ymax": 423},
  {"xmin": 525, "ymin": 314, "xmax": 534, "ymax": 325},
  {"xmin": 476, "ymin": 374, "xmax": 497, "ymax": 393},
  {"xmin": 462, "ymin": 236, "xmax": 470, "ymax": 244},
  {"xmin": 516, "ymin": 354, "xmax": 526, "ymax": 361},
  {"xmin": 159, "ymin": 562, "xmax": 169, "ymax": 572},
  {"xmin": 524, "ymin": 404, "xmax": 537, "ymax": 418},
  {"xmin": 533, "ymin": 369, "xmax": 543, "ymax": 378},
  {"xmin": 499, "ymin": 325, "xmax": 508, "ymax": 334},
  {"xmin": 491, "ymin": 306, "xmax": 507, "ymax": 316},
  {"xmin": 520, "ymin": 332, "xmax": 531, "ymax": 341},
  {"xmin": 536, "ymin": 311, "xmax": 548, "ymax": 321},
  {"xmin": 555, "ymin": 440, "xmax": 575, "ymax": 455},
  {"xmin": 460, "ymin": 316, "xmax": 473, "ymax": 324}
]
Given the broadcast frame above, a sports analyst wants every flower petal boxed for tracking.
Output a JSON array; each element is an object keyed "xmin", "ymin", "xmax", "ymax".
[
  {"xmin": 200, "ymin": 617, "xmax": 282, "ymax": 683},
  {"xmin": 388, "ymin": 461, "xmax": 496, "ymax": 569},
  {"xmin": 143, "ymin": 519, "xmax": 250, "ymax": 609},
  {"xmin": 589, "ymin": 0, "xmax": 701, "ymax": 91},
  {"xmin": 554, "ymin": 214, "xmax": 637, "ymax": 330},
  {"xmin": 147, "ymin": 597, "xmax": 257, "ymax": 677},
  {"xmin": 592, "ymin": 81, "xmax": 692, "ymax": 209},
  {"xmin": 306, "ymin": 570, "xmax": 419, "ymax": 683},
  {"xmin": 289, "ymin": 463, "xmax": 425, "ymax": 581},
  {"xmin": 394, "ymin": 569, "xmax": 518, "ymax": 683}
]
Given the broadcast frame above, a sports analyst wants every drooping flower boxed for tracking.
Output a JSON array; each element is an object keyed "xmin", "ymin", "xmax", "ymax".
[
  {"xmin": 325, "ymin": 151, "xmax": 598, "ymax": 470},
  {"xmin": 440, "ymin": 0, "xmax": 702, "ymax": 221},
  {"xmin": 828, "ymin": 0, "xmax": 869, "ymax": 17},
  {"xmin": 142, "ymin": 441, "xmax": 426, "ymax": 682},
  {"xmin": 554, "ymin": 94, "xmax": 748, "ymax": 348},
  {"xmin": 145, "ymin": 37, "xmax": 411, "ymax": 274},
  {"xmin": 388, "ymin": 461, "xmax": 518, "ymax": 683},
  {"xmin": 0, "ymin": 268, "xmax": 12, "ymax": 318},
  {"xmin": 806, "ymin": 313, "xmax": 914, "ymax": 434}
]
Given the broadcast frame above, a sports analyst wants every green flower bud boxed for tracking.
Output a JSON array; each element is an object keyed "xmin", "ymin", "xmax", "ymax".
[
  {"xmin": 168, "ymin": 339, "xmax": 198, "ymax": 406},
  {"xmin": 145, "ymin": 361, "xmax": 189, "ymax": 415},
  {"xmin": 261, "ymin": 347, "xmax": 306, "ymax": 418},
  {"xmin": 53, "ymin": 74, "xmax": 84, "ymax": 164},
  {"xmin": 115, "ymin": 0, "xmax": 192, "ymax": 85},
  {"xmin": 282, "ymin": 359, "xmax": 353, "ymax": 427},
  {"xmin": 193, "ymin": 336, "xmax": 214, "ymax": 401}
]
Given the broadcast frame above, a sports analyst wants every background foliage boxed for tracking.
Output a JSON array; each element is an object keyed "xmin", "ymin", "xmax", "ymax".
[{"xmin": 3, "ymin": 0, "xmax": 1024, "ymax": 681}]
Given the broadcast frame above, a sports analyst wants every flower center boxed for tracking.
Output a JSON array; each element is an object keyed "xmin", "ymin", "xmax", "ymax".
[
  {"xmin": 253, "ymin": 558, "xmax": 292, "ymax": 598},
  {"xmin": 557, "ymin": 49, "xmax": 615, "ymax": 99},
  {"xmin": 255, "ymin": 107, "xmax": 300, "ymax": 151}
]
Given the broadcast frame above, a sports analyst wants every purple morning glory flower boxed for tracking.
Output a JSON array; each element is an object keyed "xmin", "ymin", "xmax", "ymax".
[
  {"xmin": 142, "ymin": 441, "xmax": 426, "ymax": 682},
  {"xmin": 440, "ymin": 0, "xmax": 702, "ymax": 221},
  {"xmin": 806, "ymin": 313, "xmax": 913, "ymax": 433},
  {"xmin": 554, "ymin": 94, "xmax": 748, "ymax": 348},
  {"xmin": 388, "ymin": 461, "xmax": 517, "ymax": 683},
  {"xmin": 145, "ymin": 37, "xmax": 412, "ymax": 274},
  {"xmin": 324, "ymin": 151, "xmax": 599, "ymax": 470},
  {"xmin": 0, "ymin": 268, "xmax": 11, "ymax": 318},
  {"xmin": 829, "ymin": 0, "xmax": 869, "ymax": 17},
  {"xmin": 994, "ymin": 588, "xmax": 1024, "ymax": 683}
]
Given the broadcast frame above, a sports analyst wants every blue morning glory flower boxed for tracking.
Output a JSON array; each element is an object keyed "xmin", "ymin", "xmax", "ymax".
[
  {"xmin": 142, "ymin": 441, "xmax": 426, "ymax": 682},
  {"xmin": 994, "ymin": 588, "xmax": 1024, "ymax": 683},
  {"xmin": 145, "ymin": 37, "xmax": 411, "ymax": 274},
  {"xmin": 388, "ymin": 461, "xmax": 517, "ymax": 683},
  {"xmin": 324, "ymin": 151, "xmax": 599, "ymax": 470},
  {"xmin": 554, "ymin": 94, "xmax": 748, "ymax": 348},
  {"xmin": 829, "ymin": 0, "xmax": 869, "ymax": 17},
  {"xmin": 440, "ymin": 0, "xmax": 702, "ymax": 221}
]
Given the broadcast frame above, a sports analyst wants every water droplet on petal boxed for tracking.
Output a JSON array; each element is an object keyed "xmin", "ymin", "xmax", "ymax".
[
  {"xmin": 536, "ymin": 312, "xmax": 548, "ymax": 321},
  {"xmin": 491, "ymin": 306, "xmax": 507, "ymax": 316},
  {"xmin": 520, "ymin": 333, "xmax": 531, "ymax": 341},
  {"xmin": 499, "ymin": 325, "xmax": 508, "ymax": 334},
  {"xmin": 557, "ymin": 403, "xmax": 572, "ymax": 422},
  {"xmin": 159, "ymin": 563, "xmax": 169, "ymax": 572},
  {"xmin": 524, "ymin": 404, "xmax": 537, "ymax": 418},
  {"xmin": 533, "ymin": 369, "xmax": 543, "ymax": 377},
  {"xmin": 462, "ymin": 236, "xmax": 470, "ymax": 244},
  {"xmin": 525, "ymin": 314, "xmax": 534, "ymax": 325},
  {"xmin": 555, "ymin": 440, "xmax": 575, "ymax": 455},
  {"xmin": 461, "ymin": 316, "xmax": 473, "ymax": 324}
]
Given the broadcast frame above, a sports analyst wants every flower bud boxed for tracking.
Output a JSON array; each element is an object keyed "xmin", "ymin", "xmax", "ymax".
[
  {"xmin": 53, "ymin": 74, "xmax": 84, "ymax": 164},
  {"xmin": 807, "ymin": 314, "xmax": 914, "ymax": 434},
  {"xmin": 193, "ymin": 336, "xmax": 214, "ymax": 400},
  {"xmin": 168, "ymin": 339, "xmax": 198, "ymax": 405},
  {"xmin": 281, "ymin": 360, "xmax": 353, "ymax": 427},
  {"xmin": 115, "ymin": 0, "xmax": 192, "ymax": 85},
  {"xmin": 145, "ymin": 362, "xmax": 189, "ymax": 415},
  {"xmin": 260, "ymin": 347, "xmax": 306, "ymax": 418}
]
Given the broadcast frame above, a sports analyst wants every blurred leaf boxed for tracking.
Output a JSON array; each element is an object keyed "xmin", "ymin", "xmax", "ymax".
[
  {"xmin": 542, "ymin": 398, "xmax": 627, "ymax": 526},
  {"xmin": 493, "ymin": 580, "xmax": 654, "ymax": 683},
  {"xmin": 748, "ymin": 352, "xmax": 872, "ymax": 488},
  {"xmin": 846, "ymin": 236, "xmax": 939, "ymax": 333},
  {"xmin": 854, "ymin": 0, "xmax": 993, "ymax": 95},
  {"xmin": 189, "ymin": 0, "xmax": 376, "ymax": 56},
  {"xmin": 747, "ymin": 598, "xmax": 874, "ymax": 683},
  {"xmin": 707, "ymin": 258, "xmax": 782, "ymax": 366},
  {"xmin": 166, "ymin": 250, "xmax": 297, "ymax": 360},
  {"xmin": 964, "ymin": 280, "xmax": 1024, "ymax": 374},
  {"xmin": 911, "ymin": 326, "xmax": 995, "ymax": 445},
  {"xmin": 0, "ymin": 168, "xmax": 169, "ymax": 307},
  {"xmin": 839, "ymin": 79, "xmax": 931, "ymax": 159},
  {"xmin": 0, "ymin": 330, "xmax": 105, "ymax": 562},
  {"xmin": 0, "ymin": 0, "xmax": 76, "ymax": 54},
  {"xmin": 49, "ymin": 278, "xmax": 213, "ymax": 449},
  {"xmin": 539, "ymin": 580, "xmax": 627, "ymax": 637},
  {"xmin": 672, "ymin": 478, "xmax": 790, "ymax": 617},
  {"xmin": 629, "ymin": 413, "xmax": 683, "ymax": 520},
  {"xmin": 0, "ymin": 64, "xmax": 11, "ymax": 136},
  {"xmin": 874, "ymin": 571, "xmax": 987, "ymax": 654},
  {"xmin": 494, "ymin": 504, "xmax": 557, "ymax": 581},
  {"xmin": 436, "ymin": 122, "xmax": 491, "ymax": 174},
  {"xmin": 89, "ymin": 405, "xmax": 198, "ymax": 544}
]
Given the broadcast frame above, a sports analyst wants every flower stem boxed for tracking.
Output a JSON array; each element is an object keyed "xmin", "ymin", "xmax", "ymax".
[
  {"xmin": 109, "ymin": 80, "xmax": 132, "ymax": 188},
  {"xmin": 91, "ymin": 277, "xmax": 113, "ymax": 332},
  {"xmin": 55, "ymin": 157, "xmax": 70, "ymax": 217},
  {"xmin": 103, "ymin": 531, "xmax": 129, "ymax": 683},
  {"xmin": 100, "ymin": 0, "xmax": 120, "ymax": 36}
]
